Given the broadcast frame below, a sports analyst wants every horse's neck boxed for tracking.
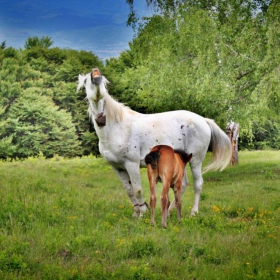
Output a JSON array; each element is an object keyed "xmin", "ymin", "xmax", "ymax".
[
  {"xmin": 94, "ymin": 95, "xmax": 130, "ymax": 142},
  {"xmin": 104, "ymin": 94, "xmax": 140, "ymax": 123},
  {"xmin": 104, "ymin": 95, "xmax": 122, "ymax": 122}
]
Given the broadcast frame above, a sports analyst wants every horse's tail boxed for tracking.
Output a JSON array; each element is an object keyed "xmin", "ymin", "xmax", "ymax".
[
  {"xmin": 203, "ymin": 118, "xmax": 232, "ymax": 174},
  {"xmin": 145, "ymin": 150, "xmax": 160, "ymax": 169}
]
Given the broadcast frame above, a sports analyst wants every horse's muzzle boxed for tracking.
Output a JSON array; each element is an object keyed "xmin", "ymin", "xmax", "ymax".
[{"xmin": 91, "ymin": 68, "xmax": 102, "ymax": 85}]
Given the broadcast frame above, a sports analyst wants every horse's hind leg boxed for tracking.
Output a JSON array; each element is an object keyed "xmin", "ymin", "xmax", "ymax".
[
  {"xmin": 189, "ymin": 162, "xmax": 203, "ymax": 216},
  {"xmin": 112, "ymin": 167, "xmax": 140, "ymax": 217}
]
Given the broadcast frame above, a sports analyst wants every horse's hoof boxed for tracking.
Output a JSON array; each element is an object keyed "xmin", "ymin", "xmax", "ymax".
[
  {"xmin": 132, "ymin": 212, "xmax": 139, "ymax": 218},
  {"xmin": 190, "ymin": 211, "xmax": 198, "ymax": 217},
  {"xmin": 139, "ymin": 202, "xmax": 148, "ymax": 213}
]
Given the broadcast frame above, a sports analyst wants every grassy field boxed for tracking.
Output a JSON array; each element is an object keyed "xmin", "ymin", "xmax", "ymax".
[{"xmin": 0, "ymin": 151, "xmax": 279, "ymax": 279}]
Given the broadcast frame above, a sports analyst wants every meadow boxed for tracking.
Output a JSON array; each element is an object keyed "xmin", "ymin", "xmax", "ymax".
[{"xmin": 0, "ymin": 151, "xmax": 279, "ymax": 280}]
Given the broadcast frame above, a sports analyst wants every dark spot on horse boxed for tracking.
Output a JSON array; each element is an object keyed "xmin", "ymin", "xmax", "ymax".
[
  {"xmin": 135, "ymin": 146, "xmax": 137, "ymax": 148},
  {"xmin": 181, "ymin": 125, "xmax": 184, "ymax": 129},
  {"xmin": 156, "ymin": 139, "xmax": 159, "ymax": 142},
  {"xmin": 182, "ymin": 134, "xmax": 185, "ymax": 136},
  {"xmin": 178, "ymin": 138, "xmax": 182, "ymax": 141},
  {"xmin": 129, "ymin": 180, "xmax": 131, "ymax": 184}
]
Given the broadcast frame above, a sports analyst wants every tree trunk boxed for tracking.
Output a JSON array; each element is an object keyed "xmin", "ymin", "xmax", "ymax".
[{"xmin": 226, "ymin": 122, "xmax": 239, "ymax": 166}]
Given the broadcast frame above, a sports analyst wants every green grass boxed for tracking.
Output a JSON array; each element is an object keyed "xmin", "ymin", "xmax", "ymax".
[{"xmin": 0, "ymin": 151, "xmax": 279, "ymax": 279}]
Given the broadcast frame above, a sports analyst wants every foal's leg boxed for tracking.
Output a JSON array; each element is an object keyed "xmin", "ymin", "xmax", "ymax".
[
  {"xmin": 173, "ymin": 181, "xmax": 182, "ymax": 222},
  {"xmin": 147, "ymin": 166, "xmax": 157, "ymax": 226},
  {"xmin": 161, "ymin": 180, "xmax": 171, "ymax": 228},
  {"xmin": 168, "ymin": 172, "xmax": 187, "ymax": 215},
  {"xmin": 189, "ymin": 162, "xmax": 203, "ymax": 216},
  {"xmin": 112, "ymin": 167, "xmax": 140, "ymax": 217}
]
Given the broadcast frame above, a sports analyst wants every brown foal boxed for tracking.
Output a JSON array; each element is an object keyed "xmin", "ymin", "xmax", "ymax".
[{"xmin": 145, "ymin": 145, "xmax": 192, "ymax": 228}]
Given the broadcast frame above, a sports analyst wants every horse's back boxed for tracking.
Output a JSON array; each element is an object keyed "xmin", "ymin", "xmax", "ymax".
[{"xmin": 137, "ymin": 111, "xmax": 211, "ymax": 164}]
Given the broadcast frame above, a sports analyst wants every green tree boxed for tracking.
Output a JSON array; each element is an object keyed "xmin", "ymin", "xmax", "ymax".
[
  {"xmin": 6, "ymin": 91, "xmax": 81, "ymax": 158},
  {"xmin": 24, "ymin": 36, "xmax": 54, "ymax": 49},
  {"xmin": 0, "ymin": 41, "xmax": 6, "ymax": 50},
  {"xmin": 0, "ymin": 39, "xmax": 105, "ymax": 158},
  {"xmin": 118, "ymin": 0, "xmax": 280, "ymax": 148}
]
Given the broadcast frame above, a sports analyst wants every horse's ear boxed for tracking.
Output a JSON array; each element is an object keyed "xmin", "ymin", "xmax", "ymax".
[{"xmin": 77, "ymin": 74, "xmax": 87, "ymax": 92}]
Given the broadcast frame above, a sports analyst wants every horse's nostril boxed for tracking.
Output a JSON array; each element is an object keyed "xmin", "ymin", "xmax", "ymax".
[{"xmin": 93, "ymin": 76, "xmax": 102, "ymax": 85}]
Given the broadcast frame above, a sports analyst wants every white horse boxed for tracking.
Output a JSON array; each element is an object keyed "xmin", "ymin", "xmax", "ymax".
[{"xmin": 77, "ymin": 68, "xmax": 232, "ymax": 217}]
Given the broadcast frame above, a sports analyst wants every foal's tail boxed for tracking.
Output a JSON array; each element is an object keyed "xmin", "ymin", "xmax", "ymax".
[
  {"xmin": 203, "ymin": 118, "xmax": 232, "ymax": 174},
  {"xmin": 145, "ymin": 151, "xmax": 160, "ymax": 169}
]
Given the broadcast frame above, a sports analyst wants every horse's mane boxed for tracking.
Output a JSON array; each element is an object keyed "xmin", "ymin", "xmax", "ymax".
[
  {"xmin": 83, "ymin": 75, "xmax": 132, "ymax": 123},
  {"xmin": 104, "ymin": 94, "xmax": 128, "ymax": 122}
]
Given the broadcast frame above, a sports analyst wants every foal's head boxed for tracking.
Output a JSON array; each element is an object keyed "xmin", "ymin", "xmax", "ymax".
[{"xmin": 174, "ymin": 149, "xmax": 193, "ymax": 165}]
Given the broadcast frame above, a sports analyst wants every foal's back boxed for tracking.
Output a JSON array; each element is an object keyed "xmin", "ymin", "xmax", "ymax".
[{"xmin": 145, "ymin": 145, "xmax": 189, "ymax": 183}]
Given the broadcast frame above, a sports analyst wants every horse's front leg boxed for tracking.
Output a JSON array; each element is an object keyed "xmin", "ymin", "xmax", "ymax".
[
  {"xmin": 112, "ymin": 167, "xmax": 140, "ymax": 217},
  {"xmin": 125, "ymin": 162, "xmax": 148, "ymax": 217}
]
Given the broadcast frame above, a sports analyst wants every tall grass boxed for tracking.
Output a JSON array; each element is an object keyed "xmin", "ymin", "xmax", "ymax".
[{"xmin": 0, "ymin": 151, "xmax": 279, "ymax": 279}]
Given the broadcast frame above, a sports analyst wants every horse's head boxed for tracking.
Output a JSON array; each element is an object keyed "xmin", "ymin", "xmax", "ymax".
[
  {"xmin": 77, "ymin": 68, "xmax": 110, "ymax": 121},
  {"xmin": 77, "ymin": 68, "xmax": 109, "ymax": 95}
]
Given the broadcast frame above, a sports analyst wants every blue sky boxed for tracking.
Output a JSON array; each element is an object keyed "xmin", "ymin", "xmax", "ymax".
[{"xmin": 0, "ymin": 0, "xmax": 150, "ymax": 60}]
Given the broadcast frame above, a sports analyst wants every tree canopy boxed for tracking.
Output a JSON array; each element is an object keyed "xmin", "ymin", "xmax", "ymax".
[
  {"xmin": 0, "ymin": 37, "xmax": 104, "ymax": 159},
  {"xmin": 1, "ymin": 0, "xmax": 279, "ymax": 159},
  {"xmin": 108, "ymin": 0, "xmax": 280, "ymax": 148}
]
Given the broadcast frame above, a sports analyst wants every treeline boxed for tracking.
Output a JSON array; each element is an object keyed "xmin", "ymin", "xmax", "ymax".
[
  {"xmin": 1, "ymin": 0, "xmax": 279, "ymax": 159},
  {"xmin": 0, "ymin": 37, "xmax": 105, "ymax": 158}
]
